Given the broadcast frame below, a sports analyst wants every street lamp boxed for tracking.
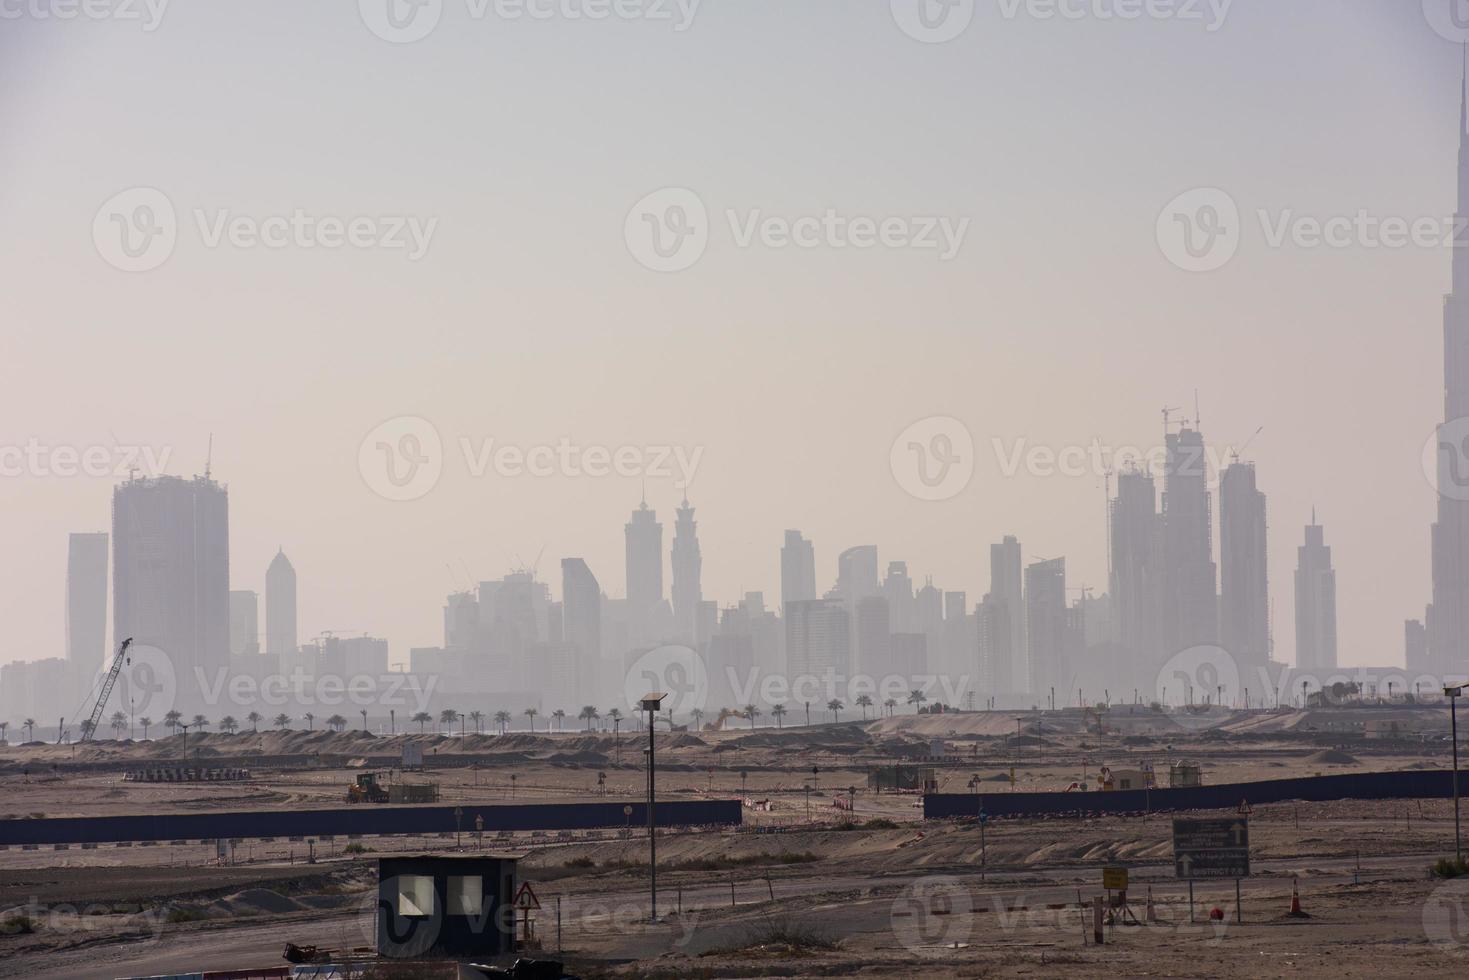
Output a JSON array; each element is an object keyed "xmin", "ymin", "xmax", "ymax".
[
  {"xmin": 640, "ymin": 692, "xmax": 666, "ymax": 920},
  {"xmin": 1448, "ymin": 685, "xmax": 1464, "ymax": 863}
]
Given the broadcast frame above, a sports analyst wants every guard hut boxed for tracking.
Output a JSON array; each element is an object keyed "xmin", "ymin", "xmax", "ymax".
[{"xmin": 376, "ymin": 854, "xmax": 519, "ymax": 960}]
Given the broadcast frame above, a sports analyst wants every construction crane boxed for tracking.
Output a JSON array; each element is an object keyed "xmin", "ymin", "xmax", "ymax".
[{"xmin": 82, "ymin": 637, "xmax": 132, "ymax": 742}]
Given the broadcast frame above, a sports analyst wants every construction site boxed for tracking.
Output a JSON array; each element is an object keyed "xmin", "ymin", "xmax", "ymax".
[{"xmin": 0, "ymin": 700, "xmax": 1467, "ymax": 978}]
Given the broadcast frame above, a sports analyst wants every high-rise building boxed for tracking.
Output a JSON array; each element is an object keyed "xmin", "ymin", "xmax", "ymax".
[
  {"xmin": 265, "ymin": 549, "xmax": 297, "ymax": 658},
  {"xmin": 1162, "ymin": 425, "xmax": 1218, "ymax": 653},
  {"xmin": 229, "ymin": 590, "xmax": 260, "ymax": 657},
  {"xmin": 855, "ymin": 595, "xmax": 891, "ymax": 678},
  {"xmin": 66, "ymin": 532, "xmax": 108, "ymax": 684},
  {"xmin": 780, "ymin": 531, "xmax": 816, "ymax": 613},
  {"xmin": 990, "ymin": 536, "xmax": 1026, "ymax": 693},
  {"xmin": 835, "ymin": 546, "xmax": 880, "ymax": 603},
  {"xmin": 1295, "ymin": 515, "xmax": 1338, "ymax": 672},
  {"xmin": 443, "ymin": 591, "xmax": 478, "ymax": 651},
  {"xmin": 625, "ymin": 498, "xmax": 663, "ymax": 633},
  {"xmin": 785, "ymin": 598, "xmax": 849, "ymax": 689},
  {"xmin": 1428, "ymin": 72, "xmax": 1469, "ymax": 679},
  {"xmin": 112, "ymin": 475, "xmax": 230, "ymax": 709},
  {"xmin": 977, "ymin": 593, "xmax": 1012, "ymax": 694},
  {"xmin": 1109, "ymin": 470, "xmax": 1162, "ymax": 690},
  {"xmin": 670, "ymin": 498, "xmax": 702, "ymax": 644},
  {"xmin": 882, "ymin": 561, "xmax": 916, "ymax": 633},
  {"xmin": 1025, "ymin": 557, "xmax": 1067, "ymax": 704},
  {"xmin": 561, "ymin": 558, "xmax": 602, "ymax": 707},
  {"xmin": 1219, "ymin": 461, "xmax": 1269, "ymax": 679}
]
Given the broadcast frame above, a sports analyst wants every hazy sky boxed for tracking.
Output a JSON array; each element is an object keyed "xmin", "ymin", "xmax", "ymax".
[{"xmin": 0, "ymin": 1, "xmax": 1460, "ymax": 669}]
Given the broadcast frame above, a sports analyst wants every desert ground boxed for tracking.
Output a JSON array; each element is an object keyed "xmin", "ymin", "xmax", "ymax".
[{"xmin": 0, "ymin": 705, "xmax": 1466, "ymax": 978}]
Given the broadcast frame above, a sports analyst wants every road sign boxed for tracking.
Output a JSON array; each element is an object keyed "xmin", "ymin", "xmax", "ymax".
[
  {"xmin": 1103, "ymin": 866, "xmax": 1129, "ymax": 890},
  {"xmin": 514, "ymin": 881, "xmax": 541, "ymax": 911},
  {"xmin": 1172, "ymin": 817, "xmax": 1249, "ymax": 880}
]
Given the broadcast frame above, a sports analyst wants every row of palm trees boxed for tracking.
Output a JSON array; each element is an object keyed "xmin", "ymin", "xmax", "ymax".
[{"xmin": 1, "ymin": 690, "xmax": 935, "ymax": 744}]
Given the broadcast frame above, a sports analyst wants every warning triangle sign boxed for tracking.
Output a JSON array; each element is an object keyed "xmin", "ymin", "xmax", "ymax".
[{"xmin": 513, "ymin": 881, "xmax": 541, "ymax": 911}]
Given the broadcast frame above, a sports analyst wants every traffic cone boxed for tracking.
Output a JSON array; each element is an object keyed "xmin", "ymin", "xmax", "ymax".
[{"xmin": 1287, "ymin": 876, "xmax": 1309, "ymax": 918}]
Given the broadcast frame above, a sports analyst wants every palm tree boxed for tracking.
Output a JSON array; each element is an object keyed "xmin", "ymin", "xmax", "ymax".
[
  {"xmin": 246, "ymin": 711, "xmax": 262, "ymax": 732},
  {"xmin": 219, "ymin": 715, "xmax": 238, "ymax": 734},
  {"xmin": 607, "ymin": 707, "xmax": 622, "ymax": 739},
  {"xmin": 439, "ymin": 709, "xmax": 458, "ymax": 734},
  {"xmin": 273, "ymin": 713, "xmax": 291, "ymax": 730},
  {"xmin": 494, "ymin": 710, "xmax": 511, "ymax": 734},
  {"xmin": 110, "ymin": 710, "xmax": 128, "ymax": 739},
  {"xmin": 164, "ymin": 710, "xmax": 182, "ymax": 734},
  {"xmin": 191, "ymin": 715, "xmax": 209, "ymax": 732},
  {"xmin": 469, "ymin": 710, "xmax": 485, "ymax": 734},
  {"xmin": 884, "ymin": 698, "xmax": 898, "ymax": 717},
  {"xmin": 771, "ymin": 703, "xmax": 786, "ymax": 728},
  {"xmin": 552, "ymin": 709, "xmax": 566, "ymax": 732},
  {"xmin": 138, "ymin": 717, "xmax": 152, "ymax": 740},
  {"xmin": 827, "ymin": 699, "xmax": 844, "ymax": 723},
  {"xmin": 524, "ymin": 707, "xmax": 538, "ymax": 732},
  {"xmin": 412, "ymin": 711, "xmax": 432, "ymax": 733},
  {"xmin": 304, "ymin": 712, "xmax": 315, "ymax": 732},
  {"xmin": 327, "ymin": 714, "xmax": 348, "ymax": 732},
  {"xmin": 690, "ymin": 708, "xmax": 705, "ymax": 731},
  {"xmin": 579, "ymin": 706, "xmax": 599, "ymax": 731},
  {"xmin": 78, "ymin": 718, "xmax": 96, "ymax": 740},
  {"xmin": 22, "ymin": 719, "xmax": 35, "ymax": 743},
  {"xmin": 856, "ymin": 695, "xmax": 873, "ymax": 720},
  {"xmin": 744, "ymin": 704, "xmax": 761, "ymax": 729},
  {"xmin": 908, "ymin": 689, "xmax": 928, "ymax": 714}
]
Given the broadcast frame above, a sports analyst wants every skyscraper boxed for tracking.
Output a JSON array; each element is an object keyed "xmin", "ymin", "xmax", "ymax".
[
  {"xmin": 561, "ymin": 558, "xmax": 602, "ymax": 706},
  {"xmin": 977, "ymin": 593, "xmax": 1012, "ymax": 695},
  {"xmin": 785, "ymin": 598, "xmax": 849, "ymax": 687},
  {"xmin": 854, "ymin": 595, "xmax": 891, "ymax": 678},
  {"xmin": 1295, "ymin": 515, "xmax": 1338, "ymax": 673},
  {"xmin": 882, "ymin": 561, "xmax": 916, "ymax": 633},
  {"xmin": 229, "ymin": 590, "xmax": 260, "ymax": 657},
  {"xmin": 1162, "ymin": 424, "xmax": 1218, "ymax": 653},
  {"xmin": 1219, "ymin": 460, "xmax": 1269, "ymax": 681},
  {"xmin": 66, "ymin": 531, "xmax": 108, "ymax": 684},
  {"xmin": 670, "ymin": 498, "xmax": 702, "ymax": 644},
  {"xmin": 990, "ymin": 536, "xmax": 1026, "ymax": 694},
  {"xmin": 1024, "ymin": 557, "xmax": 1067, "ymax": 703},
  {"xmin": 1109, "ymin": 470, "xmax": 1162, "ymax": 689},
  {"xmin": 265, "ymin": 549, "xmax": 297, "ymax": 658},
  {"xmin": 835, "ymin": 546, "xmax": 880, "ymax": 603},
  {"xmin": 1428, "ymin": 69, "xmax": 1469, "ymax": 679},
  {"xmin": 624, "ymin": 497, "xmax": 663, "ymax": 636},
  {"xmin": 112, "ymin": 474, "xmax": 230, "ymax": 708},
  {"xmin": 780, "ymin": 531, "xmax": 816, "ymax": 612}
]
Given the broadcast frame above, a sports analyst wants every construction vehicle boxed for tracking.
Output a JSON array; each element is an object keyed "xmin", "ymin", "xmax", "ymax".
[
  {"xmin": 347, "ymin": 772, "xmax": 392, "ymax": 804},
  {"xmin": 81, "ymin": 637, "xmax": 132, "ymax": 743}
]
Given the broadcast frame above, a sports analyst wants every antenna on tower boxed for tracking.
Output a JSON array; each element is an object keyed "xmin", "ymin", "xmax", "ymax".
[{"xmin": 204, "ymin": 433, "xmax": 213, "ymax": 481}]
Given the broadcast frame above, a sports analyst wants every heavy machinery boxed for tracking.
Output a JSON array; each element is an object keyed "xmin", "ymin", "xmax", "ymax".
[
  {"xmin": 81, "ymin": 637, "xmax": 132, "ymax": 743},
  {"xmin": 347, "ymin": 772, "xmax": 391, "ymax": 804}
]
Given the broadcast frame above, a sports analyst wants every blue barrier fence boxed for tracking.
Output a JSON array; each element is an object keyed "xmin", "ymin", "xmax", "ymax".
[
  {"xmin": 924, "ymin": 769, "xmax": 1460, "ymax": 819},
  {"xmin": 0, "ymin": 799, "xmax": 742, "ymax": 845}
]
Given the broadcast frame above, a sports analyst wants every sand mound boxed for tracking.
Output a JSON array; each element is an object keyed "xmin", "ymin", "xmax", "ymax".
[{"xmin": 1306, "ymin": 749, "xmax": 1359, "ymax": 765}]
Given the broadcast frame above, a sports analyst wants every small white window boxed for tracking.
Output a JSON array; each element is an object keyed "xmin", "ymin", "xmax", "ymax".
[
  {"xmin": 397, "ymin": 875, "xmax": 435, "ymax": 917},
  {"xmin": 448, "ymin": 875, "xmax": 484, "ymax": 915}
]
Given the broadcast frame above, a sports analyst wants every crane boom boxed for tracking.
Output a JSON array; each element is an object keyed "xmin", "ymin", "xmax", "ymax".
[{"xmin": 82, "ymin": 637, "xmax": 132, "ymax": 742}]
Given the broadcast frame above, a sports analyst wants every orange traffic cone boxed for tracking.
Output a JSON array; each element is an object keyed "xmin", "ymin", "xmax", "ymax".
[{"xmin": 1287, "ymin": 876, "xmax": 1308, "ymax": 918}]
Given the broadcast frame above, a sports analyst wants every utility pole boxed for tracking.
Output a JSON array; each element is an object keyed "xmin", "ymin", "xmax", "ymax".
[
  {"xmin": 1449, "ymin": 686, "xmax": 1464, "ymax": 863},
  {"xmin": 641, "ymin": 692, "xmax": 666, "ymax": 921}
]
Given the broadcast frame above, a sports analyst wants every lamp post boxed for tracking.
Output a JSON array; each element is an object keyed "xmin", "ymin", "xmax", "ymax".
[
  {"xmin": 641, "ymin": 692, "xmax": 666, "ymax": 921},
  {"xmin": 1448, "ymin": 685, "xmax": 1464, "ymax": 863}
]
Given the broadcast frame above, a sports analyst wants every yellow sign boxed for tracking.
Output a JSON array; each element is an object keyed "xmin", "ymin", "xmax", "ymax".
[{"xmin": 1102, "ymin": 867, "xmax": 1129, "ymax": 891}]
